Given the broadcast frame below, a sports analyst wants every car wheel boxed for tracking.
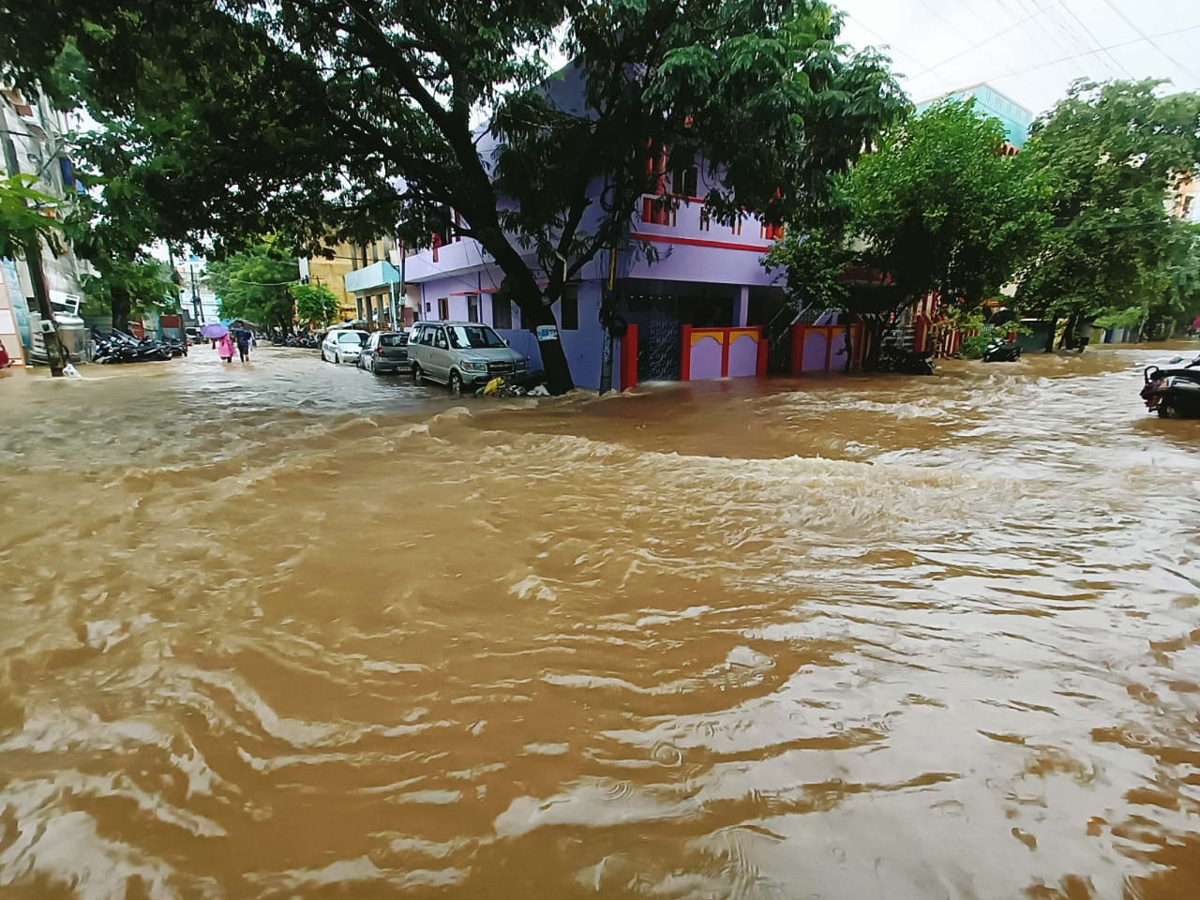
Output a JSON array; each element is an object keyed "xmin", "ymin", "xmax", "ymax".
[
  {"xmin": 411, "ymin": 364, "xmax": 422, "ymax": 384},
  {"xmin": 449, "ymin": 370, "xmax": 463, "ymax": 396},
  {"xmin": 335, "ymin": 352, "xmax": 341, "ymax": 365},
  {"xmin": 320, "ymin": 348, "xmax": 327, "ymax": 362}
]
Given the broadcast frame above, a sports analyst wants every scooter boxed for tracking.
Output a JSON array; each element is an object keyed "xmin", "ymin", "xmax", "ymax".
[
  {"xmin": 983, "ymin": 336, "xmax": 1021, "ymax": 362},
  {"xmin": 1140, "ymin": 355, "xmax": 1200, "ymax": 418},
  {"xmin": 875, "ymin": 344, "xmax": 935, "ymax": 375}
]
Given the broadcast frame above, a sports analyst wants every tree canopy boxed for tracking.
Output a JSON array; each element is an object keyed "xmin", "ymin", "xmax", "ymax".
[
  {"xmin": 2, "ymin": 0, "xmax": 907, "ymax": 391},
  {"xmin": 1017, "ymin": 79, "xmax": 1200, "ymax": 339},
  {"xmin": 205, "ymin": 243, "xmax": 299, "ymax": 331},
  {"xmin": 767, "ymin": 98, "xmax": 1049, "ymax": 316},
  {"xmin": 292, "ymin": 282, "xmax": 341, "ymax": 328}
]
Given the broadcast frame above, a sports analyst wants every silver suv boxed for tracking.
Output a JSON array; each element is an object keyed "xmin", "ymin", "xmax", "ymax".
[{"xmin": 408, "ymin": 321, "xmax": 527, "ymax": 394}]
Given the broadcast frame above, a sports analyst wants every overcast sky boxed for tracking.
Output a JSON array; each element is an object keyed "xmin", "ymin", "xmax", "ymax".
[{"xmin": 834, "ymin": 0, "xmax": 1200, "ymax": 118}]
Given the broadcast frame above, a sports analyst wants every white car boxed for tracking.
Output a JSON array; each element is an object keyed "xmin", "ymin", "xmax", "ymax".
[{"xmin": 320, "ymin": 329, "xmax": 369, "ymax": 364}]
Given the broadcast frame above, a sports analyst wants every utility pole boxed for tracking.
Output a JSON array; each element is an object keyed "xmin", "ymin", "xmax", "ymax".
[
  {"xmin": 24, "ymin": 230, "xmax": 67, "ymax": 377},
  {"xmin": 190, "ymin": 264, "xmax": 203, "ymax": 323}
]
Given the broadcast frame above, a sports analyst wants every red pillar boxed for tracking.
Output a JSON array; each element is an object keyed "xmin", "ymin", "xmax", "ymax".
[
  {"xmin": 790, "ymin": 324, "xmax": 805, "ymax": 374},
  {"xmin": 719, "ymin": 329, "xmax": 730, "ymax": 377},
  {"xmin": 621, "ymin": 324, "xmax": 638, "ymax": 390},
  {"xmin": 756, "ymin": 327, "xmax": 768, "ymax": 377},
  {"xmin": 681, "ymin": 324, "xmax": 693, "ymax": 381},
  {"xmin": 823, "ymin": 327, "xmax": 834, "ymax": 372}
]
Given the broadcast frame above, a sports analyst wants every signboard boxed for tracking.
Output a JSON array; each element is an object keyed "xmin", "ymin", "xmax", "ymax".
[{"xmin": 536, "ymin": 324, "xmax": 559, "ymax": 342}]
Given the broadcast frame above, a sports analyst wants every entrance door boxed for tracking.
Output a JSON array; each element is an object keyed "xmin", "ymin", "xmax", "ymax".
[{"xmin": 625, "ymin": 294, "xmax": 681, "ymax": 382}]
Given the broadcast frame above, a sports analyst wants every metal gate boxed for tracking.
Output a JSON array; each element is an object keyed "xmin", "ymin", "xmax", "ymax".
[{"xmin": 625, "ymin": 294, "xmax": 681, "ymax": 382}]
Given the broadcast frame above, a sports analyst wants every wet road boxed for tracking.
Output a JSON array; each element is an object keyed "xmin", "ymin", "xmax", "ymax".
[{"xmin": 1, "ymin": 344, "xmax": 1199, "ymax": 899}]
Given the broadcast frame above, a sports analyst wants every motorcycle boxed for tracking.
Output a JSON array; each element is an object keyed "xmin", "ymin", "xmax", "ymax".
[
  {"xmin": 982, "ymin": 336, "xmax": 1021, "ymax": 362},
  {"xmin": 875, "ymin": 345, "xmax": 935, "ymax": 375},
  {"xmin": 1141, "ymin": 355, "xmax": 1200, "ymax": 418},
  {"xmin": 90, "ymin": 329, "xmax": 172, "ymax": 364}
]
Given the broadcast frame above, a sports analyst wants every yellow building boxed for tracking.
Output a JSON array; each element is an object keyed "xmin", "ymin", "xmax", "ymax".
[{"xmin": 300, "ymin": 243, "xmax": 358, "ymax": 321}]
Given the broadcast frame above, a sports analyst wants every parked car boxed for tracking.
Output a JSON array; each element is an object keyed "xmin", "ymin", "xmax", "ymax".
[
  {"xmin": 358, "ymin": 331, "xmax": 411, "ymax": 375},
  {"xmin": 408, "ymin": 321, "xmax": 527, "ymax": 394},
  {"xmin": 184, "ymin": 326, "xmax": 204, "ymax": 346},
  {"xmin": 320, "ymin": 329, "xmax": 369, "ymax": 364}
]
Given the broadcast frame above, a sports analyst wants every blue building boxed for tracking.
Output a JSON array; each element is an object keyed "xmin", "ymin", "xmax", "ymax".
[{"xmin": 916, "ymin": 83, "xmax": 1033, "ymax": 149}]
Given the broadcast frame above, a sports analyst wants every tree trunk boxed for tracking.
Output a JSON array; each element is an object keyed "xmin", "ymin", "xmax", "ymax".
[
  {"xmin": 1060, "ymin": 314, "xmax": 1079, "ymax": 350},
  {"xmin": 519, "ymin": 299, "xmax": 574, "ymax": 395},
  {"xmin": 1043, "ymin": 317, "xmax": 1058, "ymax": 353},
  {"xmin": 112, "ymin": 286, "xmax": 132, "ymax": 335}
]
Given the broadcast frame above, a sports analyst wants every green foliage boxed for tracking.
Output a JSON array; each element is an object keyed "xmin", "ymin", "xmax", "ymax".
[
  {"xmin": 78, "ymin": 257, "xmax": 178, "ymax": 320},
  {"xmin": 206, "ymin": 243, "xmax": 299, "ymax": 331},
  {"xmin": 1017, "ymin": 79, "xmax": 1200, "ymax": 330},
  {"xmin": 763, "ymin": 219, "xmax": 852, "ymax": 311},
  {"xmin": 0, "ymin": 174, "xmax": 63, "ymax": 258},
  {"xmin": 292, "ymin": 282, "xmax": 340, "ymax": 327},
  {"xmin": 1, "ymin": 0, "xmax": 907, "ymax": 391},
  {"xmin": 849, "ymin": 99, "xmax": 1050, "ymax": 306}
]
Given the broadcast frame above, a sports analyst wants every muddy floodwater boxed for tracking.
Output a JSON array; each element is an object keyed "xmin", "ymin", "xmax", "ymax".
[{"xmin": 1, "ymin": 345, "xmax": 1199, "ymax": 899}]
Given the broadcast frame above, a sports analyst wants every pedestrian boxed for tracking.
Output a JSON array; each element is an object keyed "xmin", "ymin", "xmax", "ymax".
[
  {"xmin": 235, "ymin": 328, "xmax": 251, "ymax": 363},
  {"xmin": 217, "ymin": 333, "xmax": 235, "ymax": 363}
]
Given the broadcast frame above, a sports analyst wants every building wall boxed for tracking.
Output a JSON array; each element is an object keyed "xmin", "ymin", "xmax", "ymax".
[
  {"xmin": 303, "ymin": 243, "xmax": 358, "ymax": 319},
  {"xmin": 915, "ymin": 83, "xmax": 1033, "ymax": 149},
  {"xmin": 1, "ymin": 85, "xmax": 87, "ymax": 332}
]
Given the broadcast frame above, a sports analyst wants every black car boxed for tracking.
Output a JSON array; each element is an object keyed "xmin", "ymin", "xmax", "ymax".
[{"xmin": 358, "ymin": 331, "xmax": 411, "ymax": 374}]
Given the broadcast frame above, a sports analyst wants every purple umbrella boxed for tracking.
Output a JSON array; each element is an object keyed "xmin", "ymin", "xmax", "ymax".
[{"xmin": 200, "ymin": 323, "xmax": 229, "ymax": 339}]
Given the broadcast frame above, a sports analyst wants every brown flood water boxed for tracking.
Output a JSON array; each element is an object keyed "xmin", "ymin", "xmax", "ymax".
[{"xmin": 1, "ymin": 345, "xmax": 1199, "ymax": 899}]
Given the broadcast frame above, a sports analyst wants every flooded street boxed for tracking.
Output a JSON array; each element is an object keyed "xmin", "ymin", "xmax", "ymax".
[{"xmin": 1, "ymin": 344, "xmax": 1199, "ymax": 899}]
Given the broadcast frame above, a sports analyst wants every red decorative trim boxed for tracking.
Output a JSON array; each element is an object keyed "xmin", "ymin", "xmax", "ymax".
[
  {"xmin": 719, "ymin": 330, "xmax": 730, "ymax": 377},
  {"xmin": 629, "ymin": 232, "xmax": 772, "ymax": 253}
]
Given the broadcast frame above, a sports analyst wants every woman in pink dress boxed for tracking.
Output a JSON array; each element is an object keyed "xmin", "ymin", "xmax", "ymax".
[{"xmin": 216, "ymin": 333, "xmax": 235, "ymax": 363}]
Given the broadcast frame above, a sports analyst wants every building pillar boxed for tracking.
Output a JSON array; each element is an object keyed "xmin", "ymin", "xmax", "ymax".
[
  {"xmin": 356, "ymin": 296, "xmax": 363, "ymax": 321},
  {"xmin": 736, "ymin": 286, "xmax": 749, "ymax": 327}
]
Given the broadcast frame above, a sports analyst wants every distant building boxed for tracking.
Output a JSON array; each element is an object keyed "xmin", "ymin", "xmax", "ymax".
[
  {"xmin": 339, "ymin": 236, "xmax": 420, "ymax": 328},
  {"xmin": 916, "ymin": 83, "xmax": 1033, "ymax": 150},
  {"xmin": 298, "ymin": 242, "xmax": 358, "ymax": 322}
]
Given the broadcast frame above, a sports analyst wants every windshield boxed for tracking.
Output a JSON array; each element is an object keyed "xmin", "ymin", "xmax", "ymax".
[
  {"xmin": 447, "ymin": 325, "xmax": 505, "ymax": 350},
  {"xmin": 380, "ymin": 333, "xmax": 408, "ymax": 347},
  {"xmin": 338, "ymin": 332, "xmax": 366, "ymax": 343}
]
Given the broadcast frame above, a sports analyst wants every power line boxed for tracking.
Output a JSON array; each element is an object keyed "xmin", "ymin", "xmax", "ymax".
[
  {"xmin": 1057, "ymin": 0, "xmax": 1134, "ymax": 80},
  {"xmin": 1097, "ymin": 0, "xmax": 1200, "ymax": 84},
  {"xmin": 908, "ymin": 0, "xmax": 1066, "ymax": 80},
  {"xmin": 984, "ymin": 23, "xmax": 1200, "ymax": 84}
]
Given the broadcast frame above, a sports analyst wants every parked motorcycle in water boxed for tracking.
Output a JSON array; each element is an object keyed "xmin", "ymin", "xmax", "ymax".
[
  {"xmin": 983, "ymin": 337, "xmax": 1022, "ymax": 362},
  {"xmin": 90, "ymin": 329, "xmax": 173, "ymax": 364},
  {"xmin": 875, "ymin": 344, "xmax": 935, "ymax": 375},
  {"xmin": 1141, "ymin": 355, "xmax": 1200, "ymax": 418}
]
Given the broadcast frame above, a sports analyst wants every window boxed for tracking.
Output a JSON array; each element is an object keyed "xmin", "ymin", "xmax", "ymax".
[
  {"xmin": 447, "ymin": 325, "xmax": 506, "ymax": 349},
  {"xmin": 420, "ymin": 327, "xmax": 435, "ymax": 346},
  {"xmin": 699, "ymin": 205, "xmax": 712, "ymax": 232},
  {"xmin": 433, "ymin": 327, "xmax": 448, "ymax": 350},
  {"xmin": 491, "ymin": 294, "xmax": 512, "ymax": 330},
  {"xmin": 381, "ymin": 333, "xmax": 408, "ymax": 346},
  {"xmin": 437, "ymin": 297, "xmax": 449, "ymax": 320},
  {"xmin": 466, "ymin": 293, "xmax": 480, "ymax": 323},
  {"xmin": 673, "ymin": 165, "xmax": 698, "ymax": 198},
  {"xmin": 559, "ymin": 287, "xmax": 579, "ymax": 331},
  {"xmin": 371, "ymin": 242, "xmax": 379, "ymax": 264},
  {"xmin": 339, "ymin": 332, "xmax": 366, "ymax": 344}
]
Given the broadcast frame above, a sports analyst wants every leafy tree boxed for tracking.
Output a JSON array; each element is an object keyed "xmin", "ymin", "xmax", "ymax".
[
  {"xmin": 206, "ymin": 243, "xmax": 299, "ymax": 331},
  {"xmin": 2, "ymin": 0, "xmax": 906, "ymax": 393},
  {"xmin": 78, "ymin": 257, "xmax": 178, "ymax": 328},
  {"xmin": 847, "ymin": 99, "xmax": 1049, "ymax": 309},
  {"xmin": 1017, "ymin": 79, "xmax": 1200, "ymax": 346},
  {"xmin": 0, "ymin": 173, "xmax": 62, "ymax": 258},
  {"xmin": 292, "ymin": 281, "xmax": 340, "ymax": 327}
]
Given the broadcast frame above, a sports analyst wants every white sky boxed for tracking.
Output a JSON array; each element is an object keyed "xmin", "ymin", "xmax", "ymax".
[{"xmin": 834, "ymin": 0, "xmax": 1200, "ymax": 117}]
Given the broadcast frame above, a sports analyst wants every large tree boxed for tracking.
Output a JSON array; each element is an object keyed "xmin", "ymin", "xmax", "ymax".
[
  {"xmin": 846, "ymin": 98, "xmax": 1049, "ymax": 307},
  {"xmin": 205, "ymin": 243, "xmax": 300, "ymax": 331},
  {"xmin": 2, "ymin": 0, "xmax": 905, "ymax": 393},
  {"xmin": 1017, "ymin": 79, "xmax": 1200, "ymax": 346}
]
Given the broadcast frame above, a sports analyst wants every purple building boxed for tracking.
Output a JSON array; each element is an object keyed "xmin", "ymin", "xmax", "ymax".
[{"xmin": 403, "ymin": 70, "xmax": 790, "ymax": 390}]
